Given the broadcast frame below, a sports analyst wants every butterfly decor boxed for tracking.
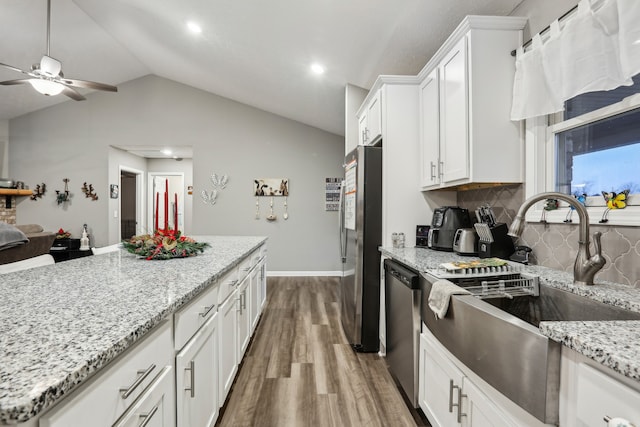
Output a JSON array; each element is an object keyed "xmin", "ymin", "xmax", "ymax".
[
  {"xmin": 599, "ymin": 189, "xmax": 630, "ymax": 223},
  {"xmin": 564, "ymin": 193, "xmax": 587, "ymax": 223}
]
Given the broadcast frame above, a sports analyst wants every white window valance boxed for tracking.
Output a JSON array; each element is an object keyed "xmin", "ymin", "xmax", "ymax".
[{"xmin": 511, "ymin": 0, "xmax": 640, "ymax": 120}]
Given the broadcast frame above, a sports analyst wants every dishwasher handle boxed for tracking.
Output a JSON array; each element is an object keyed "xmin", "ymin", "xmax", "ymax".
[{"xmin": 384, "ymin": 259, "xmax": 419, "ymax": 289}]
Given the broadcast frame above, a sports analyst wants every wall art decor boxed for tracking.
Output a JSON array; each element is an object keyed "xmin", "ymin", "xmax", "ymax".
[
  {"xmin": 82, "ymin": 182, "xmax": 99, "ymax": 200},
  {"xmin": 30, "ymin": 183, "xmax": 46, "ymax": 201},
  {"xmin": 55, "ymin": 178, "xmax": 71, "ymax": 205},
  {"xmin": 201, "ymin": 173, "xmax": 229, "ymax": 205},
  {"xmin": 110, "ymin": 184, "xmax": 119, "ymax": 199},
  {"xmin": 325, "ymin": 178, "xmax": 342, "ymax": 211},
  {"xmin": 253, "ymin": 178, "xmax": 288, "ymax": 196}
]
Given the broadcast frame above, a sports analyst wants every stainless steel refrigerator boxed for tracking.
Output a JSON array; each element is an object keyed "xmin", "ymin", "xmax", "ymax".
[{"xmin": 339, "ymin": 145, "xmax": 382, "ymax": 352}]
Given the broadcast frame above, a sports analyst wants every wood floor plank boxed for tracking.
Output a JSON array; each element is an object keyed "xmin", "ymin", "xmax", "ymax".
[{"xmin": 216, "ymin": 276, "xmax": 430, "ymax": 427}]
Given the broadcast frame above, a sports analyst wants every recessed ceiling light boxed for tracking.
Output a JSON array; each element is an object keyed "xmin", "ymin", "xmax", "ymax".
[
  {"xmin": 161, "ymin": 149, "xmax": 173, "ymax": 156},
  {"xmin": 311, "ymin": 63, "xmax": 325, "ymax": 75},
  {"xmin": 187, "ymin": 21, "xmax": 202, "ymax": 34}
]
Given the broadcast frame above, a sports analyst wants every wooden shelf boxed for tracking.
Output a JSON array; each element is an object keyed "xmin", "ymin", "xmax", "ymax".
[{"xmin": 0, "ymin": 189, "xmax": 33, "ymax": 196}]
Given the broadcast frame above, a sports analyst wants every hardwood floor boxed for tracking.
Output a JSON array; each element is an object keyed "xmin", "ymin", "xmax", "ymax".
[{"xmin": 216, "ymin": 276, "xmax": 430, "ymax": 427}]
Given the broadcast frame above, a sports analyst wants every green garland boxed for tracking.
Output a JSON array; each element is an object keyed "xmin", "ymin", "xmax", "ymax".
[{"xmin": 122, "ymin": 229, "xmax": 209, "ymax": 260}]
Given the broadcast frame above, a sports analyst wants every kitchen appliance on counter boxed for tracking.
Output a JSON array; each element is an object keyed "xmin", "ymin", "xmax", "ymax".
[
  {"xmin": 384, "ymin": 259, "xmax": 421, "ymax": 408},
  {"xmin": 416, "ymin": 225, "xmax": 430, "ymax": 248},
  {"xmin": 338, "ymin": 145, "xmax": 382, "ymax": 352},
  {"xmin": 474, "ymin": 222, "xmax": 515, "ymax": 259},
  {"xmin": 427, "ymin": 207, "xmax": 471, "ymax": 251},
  {"xmin": 452, "ymin": 228, "xmax": 478, "ymax": 255}
]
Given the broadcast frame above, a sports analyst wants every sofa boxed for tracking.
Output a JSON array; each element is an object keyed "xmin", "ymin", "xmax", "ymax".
[{"xmin": 0, "ymin": 223, "xmax": 56, "ymax": 265}]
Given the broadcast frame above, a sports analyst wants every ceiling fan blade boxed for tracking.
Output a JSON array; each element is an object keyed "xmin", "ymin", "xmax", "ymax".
[
  {"xmin": 60, "ymin": 78, "xmax": 118, "ymax": 92},
  {"xmin": 0, "ymin": 79, "xmax": 32, "ymax": 86},
  {"xmin": 60, "ymin": 85, "xmax": 86, "ymax": 101},
  {"xmin": 0, "ymin": 62, "xmax": 30, "ymax": 76}
]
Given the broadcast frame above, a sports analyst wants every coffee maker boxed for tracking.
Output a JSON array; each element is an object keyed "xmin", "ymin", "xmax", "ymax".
[{"xmin": 427, "ymin": 207, "xmax": 471, "ymax": 251}]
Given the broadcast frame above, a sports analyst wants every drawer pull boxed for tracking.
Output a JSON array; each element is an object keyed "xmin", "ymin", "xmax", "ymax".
[
  {"xmin": 237, "ymin": 295, "xmax": 243, "ymax": 314},
  {"xmin": 199, "ymin": 304, "xmax": 216, "ymax": 317},
  {"xmin": 457, "ymin": 386, "xmax": 467, "ymax": 422},
  {"xmin": 120, "ymin": 364, "xmax": 156, "ymax": 399},
  {"xmin": 241, "ymin": 290, "xmax": 247, "ymax": 310},
  {"xmin": 242, "ymin": 266, "xmax": 251, "ymax": 272},
  {"xmin": 138, "ymin": 404, "xmax": 159, "ymax": 427},
  {"xmin": 184, "ymin": 360, "xmax": 195, "ymax": 398},
  {"xmin": 227, "ymin": 279, "xmax": 238, "ymax": 287},
  {"xmin": 604, "ymin": 416, "xmax": 636, "ymax": 427}
]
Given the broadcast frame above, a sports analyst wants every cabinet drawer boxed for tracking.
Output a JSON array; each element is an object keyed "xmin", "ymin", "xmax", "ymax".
[
  {"xmin": 217, "ymin": 268, "xmax": 239, "ymax": 305},
  {"xmin": 175, "ymin": 282, "xmax": 219, "ymax": 351},
  {"xmin": 576, "ymin": 362, "xmax": 640, "ymax": 426},
  {"xmin": 40, "ymin": 321, "xmax": 173, "ymax": 427},
  {"xmin": 113, "ymin": 365, "xmax": 175, "ymax": 427}
]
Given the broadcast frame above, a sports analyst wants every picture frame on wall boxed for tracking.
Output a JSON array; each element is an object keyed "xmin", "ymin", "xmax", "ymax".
[{"xmin": 110, "ymin": 184, "xmax": 119, "ymax": 199}]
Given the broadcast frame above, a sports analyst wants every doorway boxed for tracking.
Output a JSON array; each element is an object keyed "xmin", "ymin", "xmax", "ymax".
[
  {"xmin": 149, "ymin": 173, "xmax": 184, "ymax": 232},
  {"xmin": 120, "ymin": 167, "xmax": 144, "ymax": 240}
]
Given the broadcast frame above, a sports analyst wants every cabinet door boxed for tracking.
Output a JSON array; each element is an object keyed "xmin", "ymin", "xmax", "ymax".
[
  {"xmin": 218, "ymin": 291, "xmax": 238, "ymax": 407},
  {"xmin": 440, "ymin": 36, "xmax": 469, "ymax": 184},
  {"xmin": 461, "ymin": 377, "xmax": 514, "ymax": 427},
  {"xmin": 358, "ymin": 112, "xmax": 368, "ymax": 145},
  {"xmin": 237, "ymin": 277, "xmax": 251, "ymax": 359},
  {"xmin": 366, "ymin": 90, "xmax": 382, "ymax": 144},
  {"xmin": 249, "ymin": 266, "xmax": 260, "ymax": 332},
  {"xmin": 575, "ymin": 363, "xmax": 640, "ymax": 426},
  {"xmin": 420, "ymin": 68, "xmax": 440, "ymax": 188},
  {"xmin": 176, "ymin": 313, "xmax": 219, "ymax": 427},
  {"xmin": 114, "ymin": 366, "xmax": 175, "ymax": 427},
  {"xmin": 419, "ymin": 333, "xmax": 465, "ymax": 427}
]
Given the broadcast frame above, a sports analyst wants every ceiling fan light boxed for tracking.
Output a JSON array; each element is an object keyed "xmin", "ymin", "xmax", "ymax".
[{"xmin": 29, "ymin": 79, "xmax": 64, "ymax": 96}]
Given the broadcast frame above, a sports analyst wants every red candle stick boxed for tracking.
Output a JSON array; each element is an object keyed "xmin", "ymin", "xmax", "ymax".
[
  {"xmin": 174, "ymin": 193, "xmax": 178, "ymax": 231},
  {"xmin": 164, "ymin": 179, "xmax": 169, "ymax": 230},
  {"xmin": 155, "ymin": 192, "xmax": 159, "ymax": 231}
]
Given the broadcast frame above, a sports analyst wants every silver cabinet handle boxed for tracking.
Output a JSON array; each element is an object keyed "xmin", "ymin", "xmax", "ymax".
[
  {"xmin": 120, "ymin": 364, "xmax": 156, "ymax": 399},
  {"xmin": 430, "ymin": 161, "xmax": 436, "ymax": 180},
  {"xmin": 184, "ymin": 360, "xmax": 195, "ymax": 398},
  {"xmin": 448, "ymin": 380, "xmax": 455, "ymax": 413},
  {"xmin": 439, "ymin": 160, "xmax": 444, "ymax": 177},
  {"xmin": 199, "ymin": 304, "xmax": 216, "ymax": 317},
  {"xmin": 227, "ymin": 279, "xmax": 238, "ymax": 287},
  {"xmin": 237, "ymin": 295, "xmax": 243, "ymax": 314},
  {"xmin": 241, "ymin": 290, "xmax": 247, "ymax": 310},
  {"xmin": 457, "ymin": 386, "xmax": 467, "ymax": 423},
  {"xmin": 242, "ymin": 266, "xmax": 251, "ymax": 272},
  {"xmin": 138, "ymin": 404, "xmax": 159, "ymax": 427}
]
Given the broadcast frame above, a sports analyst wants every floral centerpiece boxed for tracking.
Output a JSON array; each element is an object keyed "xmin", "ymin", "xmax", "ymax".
[
  {"xmin": 122, "ymin": 228, "xmax": 209, "ymax": 260},
  {"xmin": 56, "ymin": 228, "xmax": 71, "ymax": 239}
]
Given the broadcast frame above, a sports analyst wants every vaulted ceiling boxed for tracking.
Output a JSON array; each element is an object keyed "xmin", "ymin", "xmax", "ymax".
[{"xmin": 0, "ymin": 0, "xmax": 524, "ymax": 136}]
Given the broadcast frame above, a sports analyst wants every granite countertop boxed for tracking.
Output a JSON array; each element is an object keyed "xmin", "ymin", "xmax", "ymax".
[
  {"xmin": 0, "ymin": 236, "xmax": 266, "ymax": 425},
  {"xmin": 380, "ymin": 246, "xmax": 640, "ymax": 383}
]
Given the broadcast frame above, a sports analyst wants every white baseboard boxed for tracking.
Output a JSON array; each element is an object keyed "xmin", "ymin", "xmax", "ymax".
[{"xmin": 267, "ymin": 271, "xmax": 343, "ymax": 277}]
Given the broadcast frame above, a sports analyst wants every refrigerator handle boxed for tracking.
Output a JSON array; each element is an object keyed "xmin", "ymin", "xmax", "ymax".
[{"xmin": 338, "ymin": 180, "xmax": 346, "ymax": 262}]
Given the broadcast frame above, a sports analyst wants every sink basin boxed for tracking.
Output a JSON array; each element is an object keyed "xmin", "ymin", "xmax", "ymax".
[
  {"xmin": 420, "ymin": 274, "xmax": 640, "ymax": 425},
  {"xmin": 485, "ymin": 282, "xmax": 640, "ymax": 326}
]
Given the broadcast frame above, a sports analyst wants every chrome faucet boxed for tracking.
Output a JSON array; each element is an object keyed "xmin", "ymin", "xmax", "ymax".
[{"xmin": 508, "ymin": 192, "xmax": 605, "ymax": 286}]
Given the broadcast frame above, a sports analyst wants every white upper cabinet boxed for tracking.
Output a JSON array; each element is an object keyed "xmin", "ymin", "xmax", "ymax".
[
  {"xmin": 419, "ymin": 16, "xmax": 527, "ymax": 190},
  {"xmin": 357, "ymin": 89, "xmax": 382, "ymax": 145}
]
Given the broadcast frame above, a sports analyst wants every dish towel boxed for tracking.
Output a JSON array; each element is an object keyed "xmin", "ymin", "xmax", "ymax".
[{"xmin": 428, "ymin": 279, "xmax": 471, "ymax": 320}]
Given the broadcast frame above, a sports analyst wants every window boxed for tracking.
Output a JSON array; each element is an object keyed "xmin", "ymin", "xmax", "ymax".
[{"xmin": 525, "ymin": 76, "xmax": 640, "ymax": 225}]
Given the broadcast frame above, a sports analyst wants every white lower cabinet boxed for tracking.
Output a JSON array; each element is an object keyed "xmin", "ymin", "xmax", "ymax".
[
  {"xmin": 218, "ymin": 288, "xmax": 239, "ymax": 407},
  {"xmin": 419, "ymin": 330, "xmax": 522, "ymax": 427},
  {"xmin": 237, "ymin": 276, "xmax": 251, "ymax": 359},
  {"xmin": 39, "ymin": 320, "xmax": 174, "ymax": 427},
  {"xmin": 176, "ymin": 312, "xmax": 219, "ymax": 427},
  {"xmin": 560, "ymin": 348, "xmax": 640, "ymax": 427},
  {"xmin": 113, "ymin": 366, "xmax": 175, "ymax": 427}
]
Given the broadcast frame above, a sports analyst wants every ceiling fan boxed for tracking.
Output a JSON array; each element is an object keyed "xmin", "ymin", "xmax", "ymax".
[{"xmin": 0, "ymin": 0, "xmax": 117, "ymax": 101}]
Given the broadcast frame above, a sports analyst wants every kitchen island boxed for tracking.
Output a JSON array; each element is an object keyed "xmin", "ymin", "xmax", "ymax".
[{"xmin": 0, "ymin": 235, "xmax": 266, "ymax": 425}]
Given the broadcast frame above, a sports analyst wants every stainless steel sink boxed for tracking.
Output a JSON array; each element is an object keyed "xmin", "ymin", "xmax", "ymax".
[{"xmin": 420, "ymin": 274, "xmax": 640, "ymax": 425}]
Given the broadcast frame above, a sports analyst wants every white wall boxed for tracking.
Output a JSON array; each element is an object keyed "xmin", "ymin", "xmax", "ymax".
[
  {"xmin": 9, "ymin": 75, "xmax": 344, "ymax": 272},
  {"xmin": 511, "ymin": 0, "xmax": 578, "ymax": 38}
]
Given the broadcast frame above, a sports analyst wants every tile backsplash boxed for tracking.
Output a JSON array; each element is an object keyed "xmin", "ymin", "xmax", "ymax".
[{"xmin": 457, "ymin": 184, "xmax": 639, "ymax": 287}]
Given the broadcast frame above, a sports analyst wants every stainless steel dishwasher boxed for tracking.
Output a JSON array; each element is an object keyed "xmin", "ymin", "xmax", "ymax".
[{"xmin": 384, "ymin": 259, "xmax": 421, "ymax": 408}]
